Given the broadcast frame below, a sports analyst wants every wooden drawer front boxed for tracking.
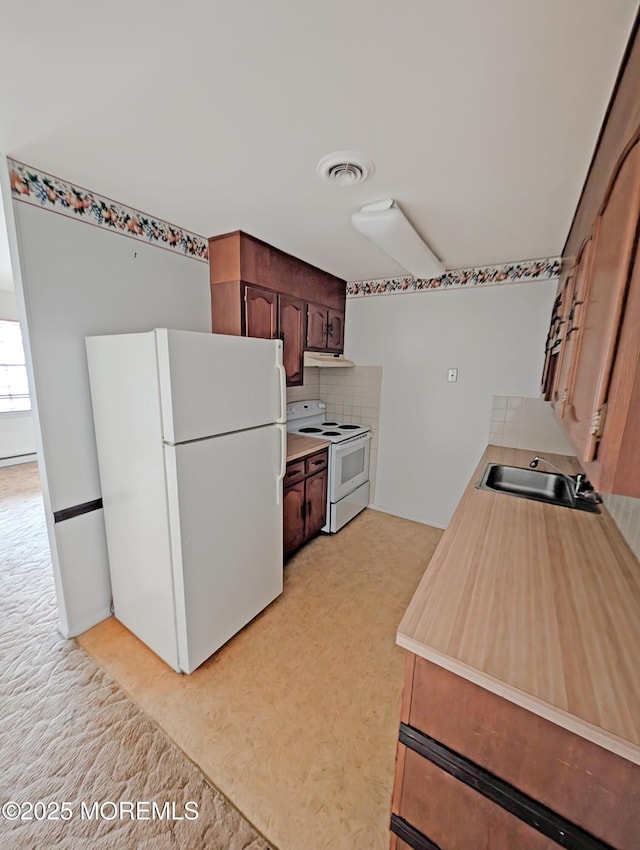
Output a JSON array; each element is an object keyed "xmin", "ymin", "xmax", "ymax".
[
  {"xmin": 284, "ymin": 460, "xmax": 305, "ymax": 486},
  {"xmin": 408, "ymin": 657, "xmax": 640, "ymax": 848},
  {"xmin": 398, "ymin": 745, "xmax": 560, "ymax": 850},
  {"xmin": 391, "ymin": 815, "xmax": 442, "ymax": 849},
  {"xmin": 305, "ymin": 450, "xmax": 328, "ymax": 475}
]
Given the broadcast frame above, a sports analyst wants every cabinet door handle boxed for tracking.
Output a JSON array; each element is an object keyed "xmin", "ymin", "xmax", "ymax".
[{"xmin": 300, "ymin": 501, "xmax": 306, "ymax": 520}]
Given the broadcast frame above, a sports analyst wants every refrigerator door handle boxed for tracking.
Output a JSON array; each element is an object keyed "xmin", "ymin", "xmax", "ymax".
[
  {"xmin": 276, "ymin": 423, "xmax": 287, "ymax": 505},
  {"xmin": 275, "ymin": 341, "xmax": 286, "ymax": 424}
]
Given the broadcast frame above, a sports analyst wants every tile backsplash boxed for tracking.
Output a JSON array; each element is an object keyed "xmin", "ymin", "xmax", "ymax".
[
  {"xmin": 488, "ymin": 395, "xmax": 640, "ymax": 562},
  {"xmin": 489, "ymin": 396, "xmax": 574, "ymax": 455},
  {"xmin": 286, "ymin": 365, "xmax": 383, "ymax": 502},
  {"xmin": 286, "ymin": 369, "xmax": 320, "ymax": 403},
  {"xmin": 601, "ymin": 494, "xmax": 640, "ymax": 563}
]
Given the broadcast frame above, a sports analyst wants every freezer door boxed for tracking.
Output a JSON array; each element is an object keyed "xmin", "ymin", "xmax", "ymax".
[
  {"xmin": 156, "ymin": 329, "xmax": 285, "ymax": 443},
  {"xmin": 165, "ymin": 423, "xmax": 285, "ymax": 673}
]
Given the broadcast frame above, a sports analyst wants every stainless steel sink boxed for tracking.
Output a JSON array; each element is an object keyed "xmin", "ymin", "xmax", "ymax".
[{"xmin": 477, "ymin": 464, "xmax": 601, "ymax": 513}]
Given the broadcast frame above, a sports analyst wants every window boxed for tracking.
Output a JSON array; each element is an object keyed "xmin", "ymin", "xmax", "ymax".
[{"xmin": 0, "ymin": 319, "xmax": 31, "ymax": 412}]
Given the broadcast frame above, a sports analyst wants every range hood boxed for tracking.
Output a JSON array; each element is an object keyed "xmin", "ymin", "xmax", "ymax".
[{"xmin": 303, "ymin": 352, "xmax": 355, "ymax": 368}]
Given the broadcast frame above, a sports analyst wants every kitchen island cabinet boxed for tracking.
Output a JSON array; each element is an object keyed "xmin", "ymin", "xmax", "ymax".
[
  {"xmin": 391, "ymin": 445, "xmax": 640, "ymax": 850},
  {"xmin": 208, "ymin": 230, "xmax": 347, "ymax": 387}
]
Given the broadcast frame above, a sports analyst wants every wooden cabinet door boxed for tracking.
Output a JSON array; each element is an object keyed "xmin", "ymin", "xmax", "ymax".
[
  {"xmin": 564, "ymin": 140, "xmax": 640, "ymax": 462},
  {"xmin": 326, "ymin": 308, "xmax": 345, "ymax": 352},
  {"xmin": 279, "ymin": 295, "xmax": 305, "ymax": 386},
  {"xmin": 283, "ymin": 480, "xmax": 306, "ymax": 557},
  {"xmin": 306, "ymin": 303, "xmax": 327, "ymax": 349},
  {"xmin": 244, "ymin": 285, "xmax": 277, "ymax": 339},
  {"xmin": 552, "ymin": 239, "xmax": 592, "ymax": 415},
  {"xmin": 305, "ymin": 467, "xmax": 327, "ymax": 539}
]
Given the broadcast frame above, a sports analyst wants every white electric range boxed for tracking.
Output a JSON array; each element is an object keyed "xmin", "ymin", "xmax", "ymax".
[{"xmin": 286, "ymin": 400, "xmax": 371, "ymax": 532}]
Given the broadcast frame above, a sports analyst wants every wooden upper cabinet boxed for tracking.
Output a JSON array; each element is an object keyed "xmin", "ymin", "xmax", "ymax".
[
  {"xmin": 244, "ymin": 285, "xmax": 277, "ymax": 340},
  {"xmin": 327, "ymin": 308, "xmax": 345, "ymax": 351},
  {"xmin": 306, "ymin": 303, "xmax": 328, "ymax": 349},
  {"xmin": 563, "ymin": 139, "xmax": 640, "ymax": 464},
  {"xmin": 551, "ymin": 238, "xmax": 591, "ymax": 414},
  {"xmin": 279, "ymin": 295, "xmax": 305, "ymax": 386},
  {"xmin": 306, "ymin": 304, "xmax": 345, "ymax": 352},
  {"xmin": 209, "ymin": 231, "xmax": 347, "ymax": 384},
  {"xmin": 548, "ymin": 17, "xmax": 640, "ymax": 496}
]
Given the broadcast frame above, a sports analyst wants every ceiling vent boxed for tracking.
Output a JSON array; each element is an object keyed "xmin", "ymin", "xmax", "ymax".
[{"xmin": 317, "ymin": 151, "xmax": 374, "ymax": 187}]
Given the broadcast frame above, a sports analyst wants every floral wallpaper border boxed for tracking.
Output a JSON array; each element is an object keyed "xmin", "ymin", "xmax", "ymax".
[
  {"xmin": 347, "ymin": 257, "xmax": 561, "ymax": 298},
  {"xmin": 7, "ymin": 159, "xmax": 209, "ymax": 263}
]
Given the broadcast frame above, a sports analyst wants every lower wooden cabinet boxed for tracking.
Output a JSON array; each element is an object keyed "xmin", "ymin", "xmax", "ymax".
[
  {"xmin": 283, "ymin": 449, "xmax": 328, "ymax": 557},
  {"xmin": 390, "ymin": 654, "xmax": 640, "ymax": 850}
]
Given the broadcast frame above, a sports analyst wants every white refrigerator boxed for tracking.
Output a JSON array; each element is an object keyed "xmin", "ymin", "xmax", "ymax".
[{"xmin": 85, "ymin": 328, "xmax": 287, "ymax": 673}]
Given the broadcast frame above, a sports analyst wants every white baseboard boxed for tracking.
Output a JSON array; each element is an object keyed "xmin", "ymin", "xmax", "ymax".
[
  {"xmin": 59, "ymin": 606, "xmax": 113, "ymax": 639},
  {"xmin": 0, "ymin": 453, "xmax": 37, "ymax": 468},
  {"xmin": 367, "ymin": 502, "xmax": 448, "ymax": 530}
]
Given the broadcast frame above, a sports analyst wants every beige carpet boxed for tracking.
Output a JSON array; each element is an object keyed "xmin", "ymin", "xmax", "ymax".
[
  {"xmin": 0, "ymin": 463, "xmax": 272, "ymax": 850},
  {"xmin": 78, "ymin": 507, "xmax": 443, "ymax": 850}
]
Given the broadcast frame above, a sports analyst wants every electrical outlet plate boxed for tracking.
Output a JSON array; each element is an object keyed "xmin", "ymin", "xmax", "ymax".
[{"xmin": 447, "ymin": 368, "xmax": 458, "ymax": 382}]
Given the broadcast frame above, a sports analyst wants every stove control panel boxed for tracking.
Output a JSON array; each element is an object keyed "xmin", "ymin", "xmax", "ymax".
[{"xmin": 286, "ymin": 399, "xmax": 326, "ymax": 421}]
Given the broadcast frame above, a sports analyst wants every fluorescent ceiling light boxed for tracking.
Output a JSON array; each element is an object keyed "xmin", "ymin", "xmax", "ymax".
[{"xmin": 351, "ymin": 199, "xmax": 444, "ymax": 279}]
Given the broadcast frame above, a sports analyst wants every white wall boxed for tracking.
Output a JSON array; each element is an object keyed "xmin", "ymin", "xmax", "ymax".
[
  {"xmin": 344, "ymin": 280, "xmax": 558, "ymax": 527},
  {"xmin": 11, "ymin": 200, "xmax": 210, "ymax": 636},
  {"xmin": 0, "ymin": 288, "xmax": 18, "ymax": 318},
  {"xmin": 0, "ymin": 287, "xmax": 37, "ymax": 463}
]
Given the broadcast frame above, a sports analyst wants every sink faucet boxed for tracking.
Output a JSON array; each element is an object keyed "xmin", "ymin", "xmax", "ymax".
[{"xmin": 528, "ymin": 456, "xmax": 599, "ymax": 502}]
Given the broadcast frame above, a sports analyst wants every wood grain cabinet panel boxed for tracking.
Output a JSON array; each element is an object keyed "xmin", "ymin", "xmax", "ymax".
[
  {"xmin": 545, "ymin": 139, "xmax": 640, "ymax": 495},
  {"xmin": 305, "ymin": 452, "xmax": 328, "ymax": 475},
  {"xmin": 304, "ymin": 466, "xmax": 327, "ymax": 539},
  {"xmin": 279, "ymin": 294, "xmax": 305, "ymax": 386},
  {"xmin": 244, "ymin": 285, "xmax": 277, "ymax": 340},
  {"xmin": 563, "ymin": 139, "xmax": 640, "ymax": 464},
  {"xmin": 283, "ymin": 449, "xmax": 328, "ymax": 557},
  {"xmin": 283, "ymin": 479, "xmax": 306, "ymax": 555},
  {"xmin": 305, "ymin": 302, "xmax": 328, "ymax": 350},
  {"xmin": 327, "ymin": 308, "xmax": 345, "ymax": 351},
  {"xmin": 283, "ymin": 460, "xmax": 305, "ymax": 487},
  {"xmin": 399, "ymin": 747, "xmax": 559, "ymax": 850},
  {"xmin": 390, "ymin": 654, "xmax": 640, "ymax": 850},
  {"xmin": 305, "ymin": 303, "xmax": 346, "ymax": 352},
  {"xmin": 550, "ymin": 238, "xmax": 592, "ymax": 414},
  {"xmin": 209, "ymin": 231, "xmax": 347, "ymax": 385},
  {"xmin": 544, "ymin": 15, "xmax": 640, "ymax": 495}
]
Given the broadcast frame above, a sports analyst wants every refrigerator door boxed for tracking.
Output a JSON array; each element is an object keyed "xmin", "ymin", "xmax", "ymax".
[
  {"xmin": 156, "ymin": 329, "xmax": 285, "ymax": 444},
  {"xmin": 164, "ymin": 423, "xmax": 284, "ymax": 673}
]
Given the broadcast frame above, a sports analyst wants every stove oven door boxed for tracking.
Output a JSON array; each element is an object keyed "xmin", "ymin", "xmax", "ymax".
[{"xmin": 331, "ymin": 432, "xmax": 371, "ymax": 503}]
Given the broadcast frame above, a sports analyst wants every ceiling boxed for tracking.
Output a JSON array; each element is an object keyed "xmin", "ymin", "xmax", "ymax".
[{"xmin": 1, "ymin": 1, "xmax": 638, "ymax": 283}]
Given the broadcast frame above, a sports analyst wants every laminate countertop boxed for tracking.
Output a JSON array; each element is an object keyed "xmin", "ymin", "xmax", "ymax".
[
  {"xmin": 397, "ymin": 444, "xmax": 640, "ymax": 764},
  {"xmin": 286, "ymin": 433, "xmax": 330, "ymax": 463}
]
